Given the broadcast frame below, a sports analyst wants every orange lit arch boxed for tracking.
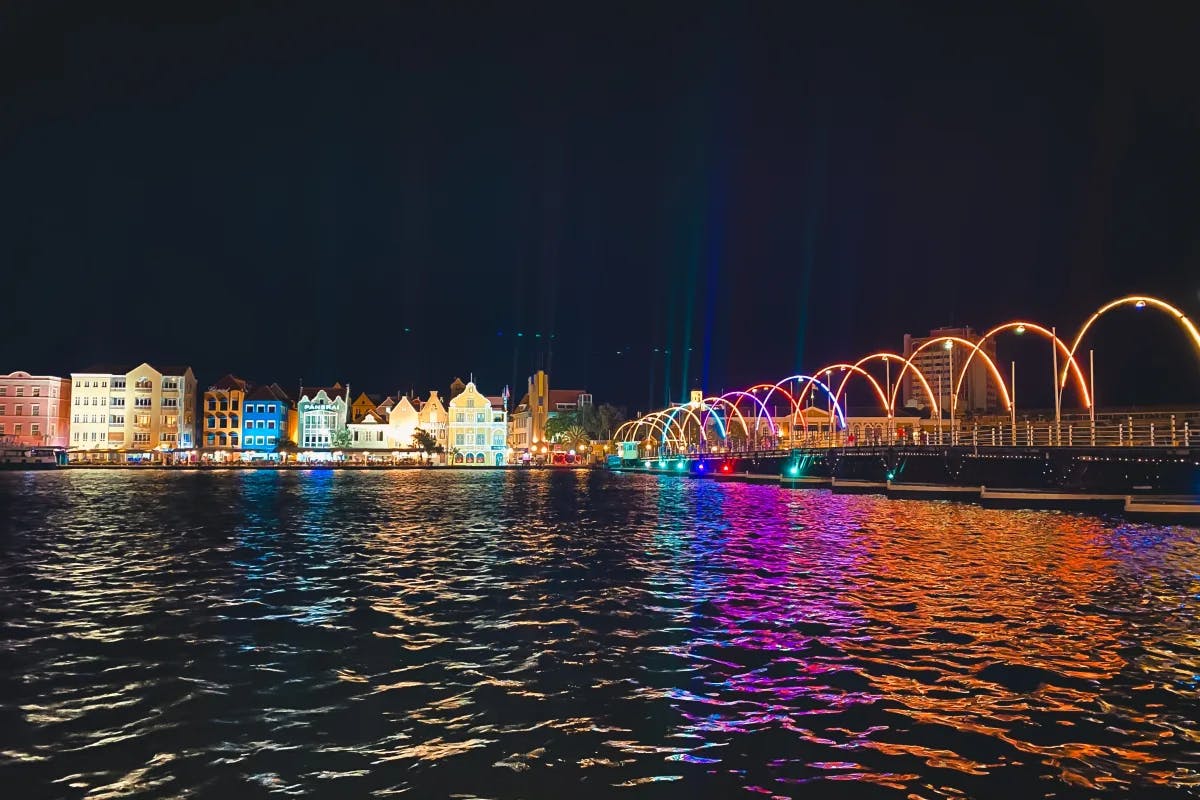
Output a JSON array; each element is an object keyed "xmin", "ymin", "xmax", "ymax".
[
  {"xmin": 892, "ymin": 337, "xmax": 1012, "ymax": 413},
  {"xmin": 1065, "ymin": 294, "xmax": 1200, "ymax": 389},
  {"xmin": 962, "ymin": 321, "xmax": 1090, "ymax": 408}
]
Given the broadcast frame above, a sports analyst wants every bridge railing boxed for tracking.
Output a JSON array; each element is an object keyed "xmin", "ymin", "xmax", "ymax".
[{"xmin": 641, "ymin": 418, "xmax": 1193, "ymax": 457}]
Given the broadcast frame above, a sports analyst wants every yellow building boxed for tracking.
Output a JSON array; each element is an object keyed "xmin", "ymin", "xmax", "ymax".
[
  {"xmin": 447, "ymin": 381, "xmax": 508, "ymax": 466},
  {"xmin": 70, "ymin": 363, "xmax": 197, "ymax": 457},
  {"xmin": 350, "ymin": 391, "xmax": 381, "ymax": 423},
  {"xmin": 416, "ymin": 390, "xmax": 449, "ymax": 459},
  {"xmin": 203, "ymin": 374, "xmax": 250, "ymax": 454}
]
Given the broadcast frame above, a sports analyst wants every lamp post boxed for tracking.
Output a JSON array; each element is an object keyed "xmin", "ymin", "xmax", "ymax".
[
  {"xmin": 1051, "ymin": 325, "xmax": 1061, "ymax": 446},
  {"xmin": 884, "ymin": 355, "xmax": 893, "ymax": 444},
  {"xmin": 1089, "ymin": 349, "xmax": 1096, "ymax": 446},
  {"xmin": 944, "ymin": 340, "xmax": 955, "ymax": 445},
  {"xmin": 1010, "ymin": 361, "xmax": 1017, "ymax": 446}
]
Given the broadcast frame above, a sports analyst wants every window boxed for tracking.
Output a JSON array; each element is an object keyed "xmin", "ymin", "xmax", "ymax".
[
  {"xmin": 15, "ymin": 405, "xmax": 23, "ymax": 416},
  {"xmin": 111, "ymin": 398, "xmax": 125, "ymax": 408},
  {"xmin": 134, "ymin": 397, "xmax": 152, "ymax": 408},
  {"xmin": 111, "ymin": 378, "xmax": 125, "ymax": 390},
  {"xmin": 266, "ymin": 436, "xmax": 276, "ymax": 446},
  {"xmin": 32, "ymin": 405, "xmax": 39, "ymax": 416},
  {"xmin": 206, "ymin": 434, "xmax": 215, "ymax": 446},
  {"xmin": 256, "ymin": 436, "xmax": 265, "ymax": 446},
  {"xmin": 455, "ymin": 412, "xmax": 465, "ymax": 423},
  {"xmin": 101, "ymin": 397, "xmax": 107, "ymax": 406},
  {"xmin": 74, "ymin": 397, "xmax": 80, "ymax": 406},
  {"xmin": 134, "ymin": 432, "xmax": 150, "ymax": 444},
  {"xmin": 455, "ymin": 433, "xmax": 465, "ymax": 445},
  {"xmin": 0, "ymin": 406, "xmax": 5, "ymax": 416},
  {"xmin": 162, "ymin": 398, "xmax": 178, "ymax": 408},
  {"xmin": 110, "ymin": 415, "xmax": 124, "ymax": 425},
  {"xmin": 32, "ymin": 387, "xmax": 40, "ymax": 397},
  {"xmin": 101, "ymin": 381, "xmax": 107, "ymax": 388},
  {"xmin": 475, "ymin": 433, "xmax": 485, "ymax": 446},
  {"xmin": 14, "ymin": 424, "xmax": 22, "ymax": 434},
  {"xmin": 476, "ymin": 412, "xmax": 485, "ymax": 423},
  {"xmin": 206, "ymin": 416, "xmax": 216, "ymax": 428},
  {"xmin": 268, "ymin": 420, "xmax": 276, "ymax": 429},
  {"xmin": 98, "ymin": 432, "xmax": 104, "ymax": 441},
  {"xmin": 267, "ymin": 404, "xmax": 275, "ymax": 413},
  {"xmin": 16, "ymin": 387, "xmax": 24, "ymax": 397},
  {"xmin": 206, "ymin": 399, "xmax": 216, "ymax": 411},
  {"xmin": 231, "ymin": 398, "xmax": 239, "ymax": 410},
  {"xmin": 135, "ymin": 377, "xmax": 152, "ymax": 390},
  {"xmin": 229, "ymin": 434, "xmax": 238, "ymax": 446}
]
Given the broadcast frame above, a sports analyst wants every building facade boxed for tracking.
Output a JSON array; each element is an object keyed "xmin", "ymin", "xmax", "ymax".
[
  {"xmin": 447, "ymin": 381, "xmax": 508, "ymax": 466},
  {"xmin": 203, "ymin": 374, "xmax": 250, "ymax": 452},
  {"xmin": 0, "ymin": 371, "xmax": 71, "ymax": 447},
  {"xmin": 241, "ymin": 384, "xmax": 296, "ymax": 457},
  {"xmin": 416, "ymin": 390, "xmax": 449, "ymax": 456},
  {"xmin": 69, "ymin": 363, "xmax": 196, "ymax": 452},
  {"xmin": 902, "ymin": 327, "xmax": 999, "ymax": 414},
  {"xmin": 508, "ymin": 370, "xmax": 592, "ymax": 456},
  {"xmin": 350, "ymin": 392, "xmax": 382, "ymax": 423},
  {"xmin": 296, "ymin": 384, "xmax": 349, "ymax": 450}
]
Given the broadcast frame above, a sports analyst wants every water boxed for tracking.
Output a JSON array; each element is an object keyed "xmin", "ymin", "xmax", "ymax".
[{"xmin": 1, "ymin": 470, "xmax": 1198, "ymax": 799}]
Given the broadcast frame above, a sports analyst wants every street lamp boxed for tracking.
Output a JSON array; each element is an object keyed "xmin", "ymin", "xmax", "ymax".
[{"xmin": 944, "ymin": 340, "xmax": 954, "ymax": 445}]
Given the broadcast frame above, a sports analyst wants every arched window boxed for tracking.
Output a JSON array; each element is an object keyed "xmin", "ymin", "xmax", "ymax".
[
  {"xmin": 476, "ymin": 452, "xmax": 485, "ymax": 464},
  {"xmin": 454, "ymin": 452, "xmax": 464, "ymax": 464}
]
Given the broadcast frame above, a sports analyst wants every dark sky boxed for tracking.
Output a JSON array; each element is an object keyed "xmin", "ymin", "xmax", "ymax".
[{"xmin": 2, "ymin": 1, "xmax": 1198, "ymax": 412}]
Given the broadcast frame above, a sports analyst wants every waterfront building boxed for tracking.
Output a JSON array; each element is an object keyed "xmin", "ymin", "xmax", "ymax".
[
  {"xmin": 387, "ymin": 395, "xmax": 421, "ymax": 448},
  {"xmin": 202, "ymin": 374, "xmax": 250, "ymax": 453},
  {"xmin": 350, "ymin": 391, "xmax": 382, "ymax": 423},
  {"xmin": 347, "ymin": 408, "xmax": 390, "ymax": 449},
  {"xmin": 69, "ymin": 363, "xmax": 196, "ymax": 453},
  {"xmin": 416, "ymin": 390, "xmax": 449, "ymax": 457},
  {"xmin": 296, "ymin": 383, "xmax": 349, "ymax": 451},
  {"xmin": 449, "ymin": 377, "xmax": 466, "ymax": 401},
  {"xmin": 508, "ymin": 370, "xmax": 592, "ymax": 457},
  {"xmin": 902, "ymin": 327, "xmax": 999, "ymax": 413},
  {"xmin": 447, "ymin": 381, "xmax": 508, "ymax": 466},
  {"xmin": 241, "ymin": 383, "xmax": 296, "ymax": 458},
  {"xmin": 0, "ymin": 370, "xmax": 71, "ymax": 447}
]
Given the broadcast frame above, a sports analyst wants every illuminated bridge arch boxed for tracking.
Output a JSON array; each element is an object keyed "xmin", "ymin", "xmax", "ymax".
[
  {"xmin": 765, "ymin": 375, "xmax": 847, "ymax": 430},
  {"xmin": 718, "ymin": 390, "xmax": 781, "ymax": 436},
  {"xmin": 698, "ymin": 396, "xmax": 751, "ymax": 440},
  {"xmin": 813, "ymin": 362, "xmax": 890, "ymax": 416},
  {"xmin": 963, "ymin": 321, "xmax": 1090, "ymax": 408},
  {"xmin": 1065, "ymin": 294, "xmax": 1200, "ymax": 389}
]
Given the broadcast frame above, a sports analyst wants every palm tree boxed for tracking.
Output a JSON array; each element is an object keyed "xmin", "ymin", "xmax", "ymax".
[{"xmin": 556, "ymin": 424, "xmax": 591, "ymax": 452}]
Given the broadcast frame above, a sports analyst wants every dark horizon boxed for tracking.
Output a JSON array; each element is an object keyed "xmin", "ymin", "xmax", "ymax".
[{"xmin": 2, "ymin": 2, "xmax": 1198, "ymax": 412}]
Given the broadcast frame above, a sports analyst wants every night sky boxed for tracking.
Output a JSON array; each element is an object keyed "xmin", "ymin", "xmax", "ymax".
[{"xmin": 2, "ymin": 1, "xmax": 1198, "ymax": 412}]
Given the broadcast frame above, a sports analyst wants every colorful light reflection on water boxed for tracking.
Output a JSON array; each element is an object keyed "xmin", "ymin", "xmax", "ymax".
[{"xmin": 0, "ymin": 469, "xmax": 1198, "ymax": 798}]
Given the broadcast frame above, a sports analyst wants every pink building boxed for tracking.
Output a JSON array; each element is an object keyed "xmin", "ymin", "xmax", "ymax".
[{"xmin": 0, "ymin": 371, "xmax": 72, "ymax": 447}]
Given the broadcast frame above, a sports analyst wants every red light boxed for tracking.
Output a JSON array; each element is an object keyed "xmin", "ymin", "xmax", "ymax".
[{"xmin": 721, "ymin": 464, "xmax": 731, "ymax": 473}]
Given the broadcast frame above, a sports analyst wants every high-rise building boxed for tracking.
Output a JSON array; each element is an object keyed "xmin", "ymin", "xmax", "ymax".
[
  {"xmin": 69, "ymin": 363, "xmax": 197, "ymax": 451},
  {"xmin": 902, "ymin": 327, "xmax": 998, "ymax": 413},
  {"xmin": 0, "ymin": 370, "xmax": 71, "ymax": 447}
]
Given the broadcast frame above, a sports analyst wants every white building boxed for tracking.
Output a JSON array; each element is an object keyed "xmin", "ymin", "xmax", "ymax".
[
  {"xmin": 447, "ymin": 381, "xmax": 508, "ymax": 466},
  {"xmin": 69, "ymin": 363, "xmax": 197, "ymax": 454}
]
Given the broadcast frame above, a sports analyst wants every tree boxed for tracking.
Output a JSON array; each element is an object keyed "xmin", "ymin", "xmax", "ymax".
[
  {"xmin": 556, "ymin": 424, "xmax": 591, "ymax": 451},
  {"xmin": 544, "ymin": 412, "xmax": 579, "ymax": 442},
  {"xmin": 412, "ymin": 428, "xmax": 443, "ymax": 456},
  {"xmin": 595, "ymin": 403, "xmax": 626, "ymax": 440},
  {"xmin": 330, "ymin": 428, "xmax": 352, "ymax": 448}
]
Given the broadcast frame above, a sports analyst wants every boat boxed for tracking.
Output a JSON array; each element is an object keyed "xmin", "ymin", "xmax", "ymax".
[{"xmin": 0, "ymin": 447, "xmax": 68, "ymax": 469}]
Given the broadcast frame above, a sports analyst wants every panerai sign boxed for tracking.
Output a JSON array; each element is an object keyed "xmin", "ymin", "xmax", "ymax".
[{"xmin": 304, "ymin": 402, "xmax": 341, "ymax": 411}]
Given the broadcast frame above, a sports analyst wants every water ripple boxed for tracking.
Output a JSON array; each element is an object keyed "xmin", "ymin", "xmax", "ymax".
[{"xmin": 1, "ymin": 469, "xmax": 1198, "ymax": 798}]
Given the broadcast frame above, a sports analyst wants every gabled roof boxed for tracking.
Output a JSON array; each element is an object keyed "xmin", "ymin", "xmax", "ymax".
[
  {"xmin": 246, "ymin": 383, "xmax": 294, "ymax": 404},
  {"xmin": 300, "ymin": 383, "xmax": 347, "ymax": 401},
  {"xmin": 209, "ymin": 374, "xmax": 250, "ymax": 392},
  {"xmin": 75, "ymin": 363, "xmax": 193, "ymax": 377},
  {"xmin": 486, "ymin": 395, "xmax": 505, "ymax": 409},
  {"xmin": 355, "ymin": 409, "xmax": 385, "ymax": 424}
]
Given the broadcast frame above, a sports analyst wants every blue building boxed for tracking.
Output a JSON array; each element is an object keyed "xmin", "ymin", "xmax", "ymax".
[{"xmin": 240, "ymin": 383, "xmax": 295, "ymax": 459}]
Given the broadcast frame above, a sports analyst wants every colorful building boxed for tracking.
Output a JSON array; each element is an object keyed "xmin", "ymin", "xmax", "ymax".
[
  {"xmin": 447, "ymin": 381, "xmax": 508, "ymax": 466},
  {"xmin": 416, "ymin": 390, "xmax": 449, "ymax": 457},
  {"xmin": 347, "ymin": 408, "xmax": 390, "ymax": 449},
  {"xmin": 350, "ymin": 391, "xmax": 382, "ymax": 423},
  {"xmin": 296, "ymin": 383, "xmax": 349, "ymax": 451},
  {"xmin": 241, "ymin": 384, "xmax": 296, "ymax": 458},
  {"xmin": 69, "ymin": 363, "xmax": 196, "ymax": 454},
  {"xmin": 508, "ymin": 370, "xmax": 592, "ymax": 458},
  {"xmin": 0, "ymin": 370, "xmax": 71, "ymax": 447},
  {"xmin": 202, "ymin": 374, "xmax": 250, "ymax": 453}
]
